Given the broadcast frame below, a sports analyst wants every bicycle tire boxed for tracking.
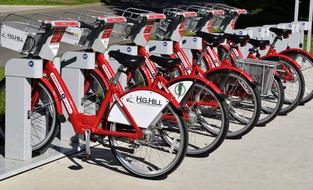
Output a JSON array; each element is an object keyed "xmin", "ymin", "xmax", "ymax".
[
  {"xmin": 0, "ymin": 78, "xmax": 59, "ymax": 155},
  {"xmin": 178, "ymin": 81, "xmax": 229, "ymax": 156},
  {"xmin": 132, "ymin": 69, "xmax": 229, "ymax": 156},
  {"xmin": 262, "ymin": 57, "xmax": 305, "ymax": 115},
  {"xmin": 282, "ymin": 52, "xmax": 313, "ymax": 104},
  {"xmin": 205, "ymin": 71, "xmax": 261, "ymax": 138},
  {"xmin": 82, "ymin": 70, "xmax": 108, "ymax": 116},
  {"xmin": 257, "ymin": 76, "xmax": 284, "ymax": 126},
  {"xmin": 109, "ymin": 102, "xmax": 188, "ymax": 179}
]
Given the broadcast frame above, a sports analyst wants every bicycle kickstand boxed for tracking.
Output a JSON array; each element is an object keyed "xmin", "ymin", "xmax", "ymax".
[{"xmin": 77, "ymin": 129, "xmax": 92, "ymax": 161}]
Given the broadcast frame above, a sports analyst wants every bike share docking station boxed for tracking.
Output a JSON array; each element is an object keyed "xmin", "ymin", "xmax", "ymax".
[
  {"xmin": 231, "ymin": 21, "xmax": 310, "ymax": 58},
  {"xmin": 0, "ymin": 56, "xmax": 92, "ymax": 180},
  {"xmin": 0, "ymin": 34, "xmax": 97, "ymax": 181}
]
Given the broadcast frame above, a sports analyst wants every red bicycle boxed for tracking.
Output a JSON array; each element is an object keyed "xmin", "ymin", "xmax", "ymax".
[
  {"xmin": 219, "ymin": 32, "xmax": 304, "ymax": 115},
  {"xmin": 249, "ymin": 27, "xmax": 313, "ymax": 105},
  {"xmin": 67, "ymin": 9, "xmax": 230, "ymax": 156},
  {"xmin": 154, "ymin": 8, "xmax": 261, "ymax": 138},
  {"xmin": 207, "ymin": 4, "xmax": 305, "ymax": 114},
  {"xmin": 0, "ymin": 14, "xmax": 188, "ymax": 179}
]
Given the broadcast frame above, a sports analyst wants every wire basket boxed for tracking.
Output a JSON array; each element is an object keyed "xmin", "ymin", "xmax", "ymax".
[
  {"xmin": 234, "ymin": 58, "xmax": 278, "ymax": 96},
  {"xmin": 184, "ymin": 17, "xmax": 202, "ymax": 33},
  {"xmin": 155, "ymin": 18, "xmax": 171, "ymax": 40},
  {"xmin": 111, "ymin": 8, "xmax": 152, "ymax": 40},
  {"xmin": 0, "ymin": 14, "xmax": 46, "ymax": 54},
  {"xmin": 111, "ymin": 22, "xmax": 135, "ymax": 40}
]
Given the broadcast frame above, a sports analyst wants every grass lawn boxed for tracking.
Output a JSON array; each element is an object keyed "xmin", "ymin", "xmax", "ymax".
[
  {"xmin": 0, "ymin": 0, "xmax": 101, "ymax": 5},
  {"xmin": 0, "ymin": 68, "xmax": 4, "ymax": 133},
  {"xmin": 304, "ymin": 34, "xmax": 313, "ymax": 53}
]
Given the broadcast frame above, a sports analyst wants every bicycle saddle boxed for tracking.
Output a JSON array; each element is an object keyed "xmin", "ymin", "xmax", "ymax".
[
  {"xmin": 109, "ymin": 51, "xmax": 145, "ymax": 69},
  {"xmin": 248, "ymin": 39, "xmax": 270, "ymax": 48},
  {"xmin": 149, "ymin": 55, "xmax": 181, "ymax": 69},
  {"xmin": 196, "ymin": 32, "xmax": 225, "ymax": 46},
  {"xmin": 224, "ymin": 33, "xmax": 250, "ymax": 45},
  {"xmin": 269, "ymin": 27, "xmax": 292, "ymax": 37}
]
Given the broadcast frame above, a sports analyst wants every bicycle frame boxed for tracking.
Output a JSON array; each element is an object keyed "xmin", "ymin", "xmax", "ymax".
[
  {"xmin": 41, "ymin": 60, "xmax": 145, "ymax": 139},
  {"xmin": 172, "ymin": 41, "xmax": 255, "ymax": 83}
]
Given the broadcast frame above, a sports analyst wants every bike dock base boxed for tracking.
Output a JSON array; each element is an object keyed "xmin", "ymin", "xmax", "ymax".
[{"xmin": 0, "ymin": 139, "xmax": 85, "ymax": 180}]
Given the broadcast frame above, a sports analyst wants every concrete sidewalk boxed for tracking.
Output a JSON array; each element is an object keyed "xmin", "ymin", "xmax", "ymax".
[{"xmin": 0, "ymin": 101, "xmax": 312, "ymax": 189}]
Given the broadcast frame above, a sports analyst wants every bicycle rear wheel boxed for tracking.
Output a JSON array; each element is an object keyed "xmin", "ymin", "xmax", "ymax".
[
  {"xmin": 283, "ymin": 52, "xmax": 313, "ymax": 104},
  {"xmin": 109, "ymin": 103, "xmax": 188, "ymax": 179},
  {"xmin": 82, "ymin": 70, "xmax": 108, "ymax": 116},
  {"xmin": 0, "ymin": 79, "xmax": 58, "ymax": 154},
  {"xmin": 206, "ymin": 71, "xmax": 261, "ymax": 138},
  {"xmin": 274, "ymin": 58, "xmax": 305, "ymax": 115},
  {"xmin": 0, "ymin": 79, "xmax": 5, "ymax": 147}
]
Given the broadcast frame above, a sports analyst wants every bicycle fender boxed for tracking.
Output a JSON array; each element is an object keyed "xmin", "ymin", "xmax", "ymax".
[
  {"xmin": 107, "ymin": 88, "xmax": 173, "ymax": 128},
  {"xmin": 92, "ymin": 68, "xmax": 110, "ymax": 90},
  {"xmin": 204, "ymin": 67, "xmax": 255, "ymax": 84},
  {"xmin": 280, "ymin": 48, "xmax": 313, "ymax": 63},
  {"xmin": 39, "ymin": 78, "xmax": 63, "ymax": 116},
  {"xmin": 166, "ymin": 75, "xmax": 224, "ymax": 103},
  {"xmin": 261, "ymin": 54, "xmax": 301, "ymax": 69},
  {"xmin": 140, "ymin": 65, "xmax": 153, "ymax": 86}
]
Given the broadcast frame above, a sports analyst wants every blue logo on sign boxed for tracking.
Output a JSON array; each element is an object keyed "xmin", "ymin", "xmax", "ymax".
[
  {"xmin": 193, "ymin": 37, "xmax": 197, "ymax": 42},
  {"xmin": 127, "ymin": 47, "xmax": 132, "ymax": 52},
  {"xmin": 239, "ymin": 31, "xmax": 243, "ymax": 35},
  {"xmin": 258, "ymin": 28, "xmax": 261, "ymax": 32},
  {"xmin": 28, "ymin": 61, "xmax": 34, "ymax": 67},
  {"xmin": 288, "ymin": 24, "xmax": 292, "ymax": 28},
  {"xmin": 83, "ymin": 54, "xmax": 88, "ymax": 59},
  {"xmin": 163, "ymin": 42, "xmax": 168, "ymax": 46}
]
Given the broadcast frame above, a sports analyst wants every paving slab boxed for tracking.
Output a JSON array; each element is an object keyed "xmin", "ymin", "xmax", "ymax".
[{"xmin": 0, "ymin": 100, "xmax": 312, "ymax": 190}]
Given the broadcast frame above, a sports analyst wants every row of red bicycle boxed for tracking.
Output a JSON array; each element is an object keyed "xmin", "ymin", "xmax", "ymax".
[{"xmin": 0, "ymin": 3, "xmax": 312, "ymax": 179}]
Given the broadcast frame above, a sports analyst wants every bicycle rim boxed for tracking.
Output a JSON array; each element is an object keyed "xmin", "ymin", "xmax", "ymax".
[
  {"xmin": 287, "ymin": 53, "xmax": 313, "ymax": 104},
  {"xmin": 83, "ymin": 70, "xmax": 107, "ymax": 116},
  {"xmin": 109, "ymin": 103, "xmax": 187, "ymax": 178},
  {"xmin": 31, "ymin": 81, "xmax": 57, "ymax": 152},
  {"xmin": 257, "ymin": 76, "xmax": 284, "ymax": 125},
  {"xmin": 276, "ymin": 59, "xmax": 304, "ymax": 114},
  {"xmin": 182, "ymin": 82, "xmax": 228, "ymax": 155},
  {"xmin": 207, "ymin": 72, "xmax": 261, "ymax": 138}
]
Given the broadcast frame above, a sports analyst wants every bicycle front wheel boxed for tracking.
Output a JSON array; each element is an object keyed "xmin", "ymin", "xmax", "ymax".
[
  {"xmin": 109, "ymin": 103, "xmax": 188, "ymax": 179},
  {"xmin": 257, "ymin": 76, "xmax": 284, "ymax": 126}
]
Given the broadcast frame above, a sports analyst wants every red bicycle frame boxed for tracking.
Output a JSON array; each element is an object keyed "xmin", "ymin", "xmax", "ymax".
[
  {"xmin": 39, "ymin": 60, "xmax": 147, "ymax": 139},
  {"xmin": 172, "ymin": 41, "xmax": 255, "ymax": 83}
]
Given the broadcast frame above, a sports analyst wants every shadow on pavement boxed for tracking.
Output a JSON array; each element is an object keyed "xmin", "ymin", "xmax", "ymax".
[{"xmin": 65, "ymin": 146, "xmax": 168, "ymax": 180}]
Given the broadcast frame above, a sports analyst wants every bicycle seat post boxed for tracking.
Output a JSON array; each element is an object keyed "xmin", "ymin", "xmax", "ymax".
[{"xmin": 112, "ymin": 65, "xmax": 125, "ymax": 85}]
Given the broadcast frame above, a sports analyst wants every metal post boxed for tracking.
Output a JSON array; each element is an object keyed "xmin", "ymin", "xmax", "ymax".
[
  {"xmin": 294, "ymin": 0, "xmax": 300, "ymax": 21},
  {"xmin": 307, "ymin": 0, "xmax": 313, "ymax": 52}
]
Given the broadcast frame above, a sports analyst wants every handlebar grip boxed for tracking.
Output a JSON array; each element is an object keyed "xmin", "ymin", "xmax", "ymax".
[{"xmin": 80, "ymin": 22, "xmax": 95, "ymax": 30}]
